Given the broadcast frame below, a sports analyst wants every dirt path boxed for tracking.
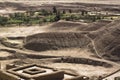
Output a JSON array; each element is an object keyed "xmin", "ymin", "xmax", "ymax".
[
  {"xmin": 85, "ymin": 35, "xmax": 103, "ymax": 59},
  {"xmin": 0, "ymin": 40, "xmax": 120, "ymax": 68}
]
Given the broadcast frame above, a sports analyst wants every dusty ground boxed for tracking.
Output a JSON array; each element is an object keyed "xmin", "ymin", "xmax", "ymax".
[
  {"xmin": 0, "ymin": 1, "xmax": 120, "ymax": 77},
  {"xmin": 0, "ymin": 24, "xmax": 51, "ymax": 37},
  {"xmin": 0, "ymin": 51, "xmax": 12, "ymax": 57},
  {"xmin": 0, "ymin": 23, "xmax": 120, "ymax": 77},
  {"xmin": 45, "ymin": 63, "xmax": 119, "ymax": 77},
  {"xmin": 0, "ymin": 0, "xmax": 120, "ymax": 5}
]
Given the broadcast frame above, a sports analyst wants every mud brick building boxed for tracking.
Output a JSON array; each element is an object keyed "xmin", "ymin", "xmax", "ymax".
[{"xmin": 0, "ymin": 64, "xmax": 88, "ymax": 80}]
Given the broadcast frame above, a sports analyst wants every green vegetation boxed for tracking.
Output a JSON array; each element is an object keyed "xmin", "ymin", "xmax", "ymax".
[
  {"xmin": 0, "ymin": 16, "xmax": 8, "ymax": 26},
  {"xmin": 0, "ymin": 6, "xmax": 115, "ymax": 26},
  {"xmin": 61, "ymin": 13, "xmax": 103, "ymax": 22}
]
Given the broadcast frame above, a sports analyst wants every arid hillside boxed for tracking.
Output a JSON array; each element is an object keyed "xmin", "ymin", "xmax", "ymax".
[
  {"xmin": 89, "ymin": 20, "xmax": 120, "ymax": 61},
  {"xmin": 24, "ymin": 32, "xmax": 90, "ymax": 51},
  {"xmin": 23, "ymin": 19, "xmax": 120, "ymax": 62},
  {"xmin": 49, "ymin": 20, "xmax": 88, "ymax": 32},
  {"xmin": 0, "ymin": 1, "xmax": 120, "ymax": 79},
  {"xmin": 49, "ymin": 20, "xmax": 111, "ymax": 32}
]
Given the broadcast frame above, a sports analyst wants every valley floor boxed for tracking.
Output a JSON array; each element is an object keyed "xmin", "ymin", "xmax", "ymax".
[{"xmin": 0, "ymin": 24, "xmax": 120, "ymax": 78}]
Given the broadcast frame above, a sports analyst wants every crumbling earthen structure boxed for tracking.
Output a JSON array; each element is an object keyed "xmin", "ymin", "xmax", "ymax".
[{"xmin": 0, "ymin": 64, "xmax": 88, "ymax": 80}]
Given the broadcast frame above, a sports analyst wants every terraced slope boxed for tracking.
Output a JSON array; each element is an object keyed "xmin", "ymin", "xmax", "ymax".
[
  {"xmin": 49, "ymin": 20, "xmax": 111, "ymax": 32},
  {"xmin": 89, "ymin": 20, "xmax": 120, "ymax": 61},
  {"xmin": 24, "ymin": 32, "xmax": 91, "ymax": 51},
  {"xmin": 82, "ymin": 20, "xmax": 111, "ymax": 31},
  {"xmin": 49, "ymin": 21, "xmax": 88, "ymax": 31}
]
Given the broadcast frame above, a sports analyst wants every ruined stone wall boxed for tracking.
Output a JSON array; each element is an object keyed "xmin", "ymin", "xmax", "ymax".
[
  {"xmin": 33, "ymin": 71, "xmax": 64, "ymax": 80},
  {"xmin": 66, "ymin": 76, "xmax": 89, "ymax": 80},
  {"xmin": 0, "ymin": 70, "xmax": 20, "ymax": 80},
  {"xmin": 61, "ymin": 57, "xmax": 112, "ymax": 67},
  {"xmin": 7, "ymin": 64, "xmax": 65, "ymax": 80}
]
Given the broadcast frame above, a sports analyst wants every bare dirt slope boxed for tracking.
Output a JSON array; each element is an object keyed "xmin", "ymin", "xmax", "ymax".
[
  {"xmin": 89, "ymin": 20, "xmax": 120, "ymax": 61},
  {"xmin": 23, "ymin": 19, "xmax": 120, "ymax": 62},
  {"xmin": 0, "ymin": 1, "xmax": 120, "ymax": 78},
  {"xmin": 49, "ymin": 20, "xmax": 112, "ymax": 32},
  {"xmin": 24, "ymin": 32, "xmax": 91, "ymax": 51},
  {"xmin": 49, "ymin": 20, "xmax": 88, "ymax": 32},
  {"xmin": 0, "ymin": 20, "xmax": 120, "ymax": 77}
]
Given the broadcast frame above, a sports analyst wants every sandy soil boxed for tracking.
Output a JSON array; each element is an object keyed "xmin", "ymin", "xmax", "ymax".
[
  {"xmin": 0, "ymin": 0, "xmax": 120, "ymax": 5},
  {"xmin": 0, "ymin": 21, "xmax": 119, "ymax": 78},
  {"xmin": 45, "ymin": 63, "xmax": 119, "ymax": 77},
  {"xmin": 16, "ymin": 58, "xmax": 120, "ymax": 77},
  {"xmin": 0, "ymin": 51, "xmax": 12, "ymax": 57},
  {"xmin": 0, "ymin": 24, "xmax": 51, "ymax": 37},
  {"xmin": 0, "ymin": 9, "xmax": 25, "ymax": 14}
]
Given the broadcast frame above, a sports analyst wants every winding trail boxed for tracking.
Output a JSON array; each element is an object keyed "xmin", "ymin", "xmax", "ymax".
[{"xmin": 85, "ymin": 34, "xmax": 103, "ymax": 59}]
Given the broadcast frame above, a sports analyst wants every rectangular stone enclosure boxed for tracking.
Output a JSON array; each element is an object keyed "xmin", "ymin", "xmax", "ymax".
[{"xmin": 7, "ymin": 64, "xmax": 64, "ymax": 80}]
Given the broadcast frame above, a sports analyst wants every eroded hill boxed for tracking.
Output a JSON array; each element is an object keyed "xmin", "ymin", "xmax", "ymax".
[
  {"xmin": 24, "ymin": 32, "xmax": 90, "ymax": 51},
  {"xmin": 89, "ymin": 20, "xmax": 120, "ymax": 61},
  {"xmin": 23, "ymin": 19, "xmax": 120, "ymax": 62}
]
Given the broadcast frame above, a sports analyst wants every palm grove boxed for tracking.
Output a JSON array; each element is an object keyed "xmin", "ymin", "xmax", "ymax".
[{"xmin": 0, "ymin": 6, "xmax": 104, "ymax": 26}]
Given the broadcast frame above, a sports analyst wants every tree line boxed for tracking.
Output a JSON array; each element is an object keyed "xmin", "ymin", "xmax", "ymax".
[{"xmin": 0, "ymin": 6, "xmax": 105, "ymax": 26}]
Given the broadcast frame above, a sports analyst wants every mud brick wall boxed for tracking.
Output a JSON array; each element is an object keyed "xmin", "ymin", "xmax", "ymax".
[
  {"xmin": 33, "ymin": 71, "xmax": 64, "ymax": 80},
  {"xmin": 0, "ymin": 70, "xmax": 20, "ymax": 80}
]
